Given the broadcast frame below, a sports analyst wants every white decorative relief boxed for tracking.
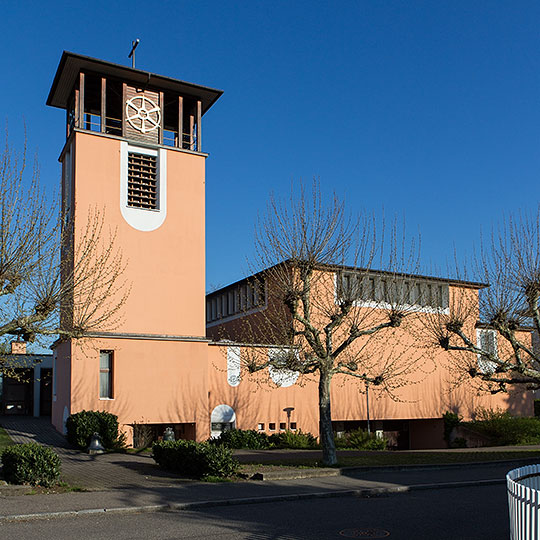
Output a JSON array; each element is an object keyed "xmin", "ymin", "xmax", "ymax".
[
  {"xmin": 268, "ymin": 348, "xmax": 299, "ymax": 388},
  {"xmin": 227, "ymin": 346, "xmax": 241, "ymax": 387},
  {"xmin": 125, "ymin": 96, "xmax": 161, "ymax": 133}
]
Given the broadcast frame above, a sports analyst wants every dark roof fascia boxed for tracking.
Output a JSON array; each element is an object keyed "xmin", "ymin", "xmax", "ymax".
[
  {"xmin": 475, "ymin": 321, "xmax": 534, "ymax": 333},
  {"xmin": 208, "ymin": 340, "xmax": 291, "ymax": 349},
  {"xmin": 4, "ymin": 353, "xmax": 52, "ymax": 361},
  {"xmin": 205, "ymin": 261, "xmax": 289, "ymax": 299},
  {"xmin": 205, "ymin": 260, "xmax": 487, "ymax": 299},
  {"xmin": 47, "ymin": 51, "xmax": 223, "ymax": 115}
]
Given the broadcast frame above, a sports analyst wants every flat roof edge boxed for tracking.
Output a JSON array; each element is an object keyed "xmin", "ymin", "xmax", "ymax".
[{"xmin": 47, "ymin": 51, "xmax": 223, "ymax": 113}]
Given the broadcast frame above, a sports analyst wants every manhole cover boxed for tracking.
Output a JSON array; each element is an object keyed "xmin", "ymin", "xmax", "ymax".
[{"xmin": 339, "ymin": 529, "xmax": 390, "ymax": 538}]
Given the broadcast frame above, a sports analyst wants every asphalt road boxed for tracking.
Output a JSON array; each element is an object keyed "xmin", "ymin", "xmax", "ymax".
[{"xmin": 0, "ymin": 483, "xmax": 509, "ymax": 539}]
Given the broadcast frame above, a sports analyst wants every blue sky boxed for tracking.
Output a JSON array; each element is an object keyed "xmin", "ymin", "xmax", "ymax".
[{"xmin": 1, "ymin": 1, "xmax": 539, "ymax": 289}]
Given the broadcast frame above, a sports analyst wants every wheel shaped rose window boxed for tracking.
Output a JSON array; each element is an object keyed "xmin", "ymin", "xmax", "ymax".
[{"xmin": 125, "ymin": 96, "xmax": 161, "ymax": 134}]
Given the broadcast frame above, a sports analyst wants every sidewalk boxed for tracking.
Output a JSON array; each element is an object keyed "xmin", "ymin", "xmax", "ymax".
[
  {"xmin": 0, "ymin": 416, "xmax": 186, "ymax": 490},
  {"xmin": 0, "ymin": 416, "xmax": 539, "ymax": 522},
  {"xmin": 0, "ymin": 461, "xmax": 524, "ymax": 522}
]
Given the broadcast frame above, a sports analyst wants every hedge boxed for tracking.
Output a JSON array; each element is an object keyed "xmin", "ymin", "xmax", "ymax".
[
  {"xmin": 65, "ymin": 410, "xmax": 122, "ymax": 450},
  {"xmin": 1, "ymin": 443, "xmax": 61, "ymax": 487},
  {"xmin": 268, "ymin": 430, "xmax": 318, "ymax": 449},
  {"xmin": 466, "ymin": 409, "xmax": 540, "ymax": 446},
  {"xmin": 211, "ymin": 429, "xmax": 270, "ymax": 449},
  {"xmin": 211, "ymin": 428, "xmax": 319, "ymax": 449},
  {"xmin": 335, "ymin": 428, "xmax": 387, "ymax": 450},
  {"xmin": 152, "ymin": 440, "xmax": 238, "ymax": 479}
]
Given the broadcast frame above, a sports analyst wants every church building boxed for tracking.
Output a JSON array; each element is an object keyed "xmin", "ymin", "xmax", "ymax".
[{"xmin": 46, "ymin": 52, "xmax": 532, "ymax": 449}]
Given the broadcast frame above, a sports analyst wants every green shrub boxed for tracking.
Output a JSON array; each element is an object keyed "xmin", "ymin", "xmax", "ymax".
[
  {"xmin": 338, "ymin": 428, "xmax": 387, "ymax": 450},
  {"xmin": 334, "ymin": 435, "xmax": 351, "ymax": 449},
  {"xmin": 534, "ymin": 400, "xmax": 540, "ymax": 418},
  {"xmin": 1, "ymin": 443, "xmax": 61, "ymax": 487},
  {"xmin": 269, "ymin": 430, "xmax": 318, "ymax": 449},
  {"xmin": 443, "ymin": 411, "xmax": 462, "ymax": 446},
  {"xmin": 211, "ymin": 429, "xmax": 270, "ymax": 449},
  {"xmin": 451, "ymin": 437, "xmax": 467, "ymax": 448},
  {"xmin": 466, "ymin": 407, "xmax": 540, "ymax": 446},
  {"xmin": 66, "ymin": 410, "xmax": 122, "ymax": 450},
  {"xmin": 153, "ymin": 440, "xmax": 238, "ymax": 479}
]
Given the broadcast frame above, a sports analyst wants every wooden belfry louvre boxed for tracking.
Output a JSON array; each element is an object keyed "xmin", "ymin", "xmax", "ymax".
[{"xmin": 127, "ymin": 152, "xmax": 158, "ymax": 209}]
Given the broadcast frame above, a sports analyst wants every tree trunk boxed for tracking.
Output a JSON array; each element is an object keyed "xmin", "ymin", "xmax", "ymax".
[{"xmin": 319, "ymin": 368, "xmax": 337, "ymax": 466}]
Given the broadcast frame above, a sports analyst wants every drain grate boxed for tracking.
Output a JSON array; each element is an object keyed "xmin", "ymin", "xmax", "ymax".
[{"xmin": 339, "ymin": 528, "xmax": 390, "ymax": 538}]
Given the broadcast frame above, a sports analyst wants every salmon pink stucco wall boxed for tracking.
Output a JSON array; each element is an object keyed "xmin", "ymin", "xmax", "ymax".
[
  {"xmin": 206, "ymin": 268, "xmax": 533, "ymax": 440},
  {"xmin": 207, "ymin": 344, "xmax": 319, "ymax": 435},
  {"xmin": 66, "ymin": 338, "xmax": 210, "ymax": 443},
  {"xmin": 207, "ymin": 335, "xmax": 533, "ymax": 446},
  {"xmin": 71, "ymin": 131, "xmax": 206, "ymax": 337},
  {"xmin": 54, "ymin": 129, "xmax": 210, "ymax": 442}
]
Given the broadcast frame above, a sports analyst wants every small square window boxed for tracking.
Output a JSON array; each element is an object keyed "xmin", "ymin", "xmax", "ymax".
[
  {"xmin": 290, "ymin": 422, "xmax": 297, "ymax": 430},
  {"xmin": 269, "ymin": 423, "xmax": 276, "ymax": 431},
  {"xmin": 280, "ymin": 422, "xmax": 286, "ymax": 431},
  {"xmin": 257, "ymin": 423, "xmax": 265, "ymax": 431}
]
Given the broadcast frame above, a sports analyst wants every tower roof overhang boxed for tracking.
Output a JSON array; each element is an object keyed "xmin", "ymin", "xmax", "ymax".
[{"xmin": 46, "ymin": 51, "xmax": 223, "ymax": 115}]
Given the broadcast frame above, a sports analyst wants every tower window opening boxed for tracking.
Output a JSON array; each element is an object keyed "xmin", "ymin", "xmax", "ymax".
[
  {"xmin": 105, "ymin": 79, "xmax": 123, "ymax": 136},
  {"xmin": 163, "ymin": 92, "xmax": 179, "ymax": 147},
  {"xmin": 127, "ymin": 152, "xmax": 158, "ymax": 209},
  {"xmin": 83, "ymin": 73, "xmax": 103, "ymax": 132}
]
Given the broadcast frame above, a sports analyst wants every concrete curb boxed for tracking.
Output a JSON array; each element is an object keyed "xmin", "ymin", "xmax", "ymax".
[{"xmin": 0, "ymin": 478, "xmax": 505, "ymax": 523}]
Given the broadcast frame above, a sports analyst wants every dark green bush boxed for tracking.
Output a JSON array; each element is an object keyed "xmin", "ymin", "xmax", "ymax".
[
  {"xmin": 211, "ymin": 429, "xmax": 270, "ymax": 449},
  {"xmin": 153, "ymin": 440, "xmax": 238, "ymax": 479},
  {"xmin": 334, "ymin": 435, "xmax": 351, "ymax": 449},
  {"xmin": 443, "ymin": 411, "xmax": 462, "ymax": 446},
  {"xmin": 452, "ymin": 437, "xmax": 467, "ymax": 448},
  {"xmin": 336, "ymin": 428, "xmax": 387, "ymax": 450},
  {"xmin": 66, "ymin": 410, "xmax": 122, "ymax": 450},
  {"xmin": 466, "ymin": 408, "xmax": 540, "ymax": 446},
  {"xmin": 269, "ymin": 430, "xmax": 318, "ymax": 449},
  {"xmin": 1, "ymin": 443, "xmax": 61, "ymax": 487}
]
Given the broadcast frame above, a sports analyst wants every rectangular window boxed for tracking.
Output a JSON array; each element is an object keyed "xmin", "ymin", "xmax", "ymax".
[
  {"xmin": 477, "ymin": 329, "xmax": 497, "ymax": 374},
  {"xmin": 280, "ymin": 422, "xmax": 286, "ymax": 431},
  {"xmin": 290, "ymin": 422, "xmax": 297, "ymax": 430},
  {"xmin": 269, "ymin": 423, "xmax": 276, "ymax": 431},
  {"xmin": 127, "ymin": 152, "xmax": 158, "ymax": 209},
  {"xmin": 257, "ymin": 423, "xmax": 265, "ymax": 431},
  {"xmin": 99, "ymin": 351, "xmax": 114, "ymax": 399}
]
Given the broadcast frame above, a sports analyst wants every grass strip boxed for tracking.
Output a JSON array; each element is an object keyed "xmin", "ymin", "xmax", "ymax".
[
  {"xmin": 0, "ymin": 426, "xmax": 14, "ymax": 452},
  {"xmin": 239, "ymin": 449, "xmax": 540, "ymax": 470}
]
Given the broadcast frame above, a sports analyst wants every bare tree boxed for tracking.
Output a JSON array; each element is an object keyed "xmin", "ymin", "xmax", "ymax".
[
  {"xmin": 426, "ymin": 209, "xmax": 540, "ymax": 394},
  {"xmin": 0, "ymin": 134, "xmax": 128, "ymax": 378},
  {"xmin": 220, "ymin": 182, "xmax": 430, "ymax": 466}
]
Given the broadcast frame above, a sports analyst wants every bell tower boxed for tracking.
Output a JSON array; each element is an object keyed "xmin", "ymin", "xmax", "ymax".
[{"xmin": 47, "ymin": 52, "xmax": 222, "ymax": 442}]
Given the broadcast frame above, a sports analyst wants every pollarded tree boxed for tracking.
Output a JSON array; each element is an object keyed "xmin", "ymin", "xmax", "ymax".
[
  {"xmin": 224, "ymin": 183, "xmax": 433, "ymax": 466},
  {"xmin": 0, "ymin": 134, "xmax": 128, "ymax": 378},
  {"xmin": 426, "ymin": 209, "xmax": 540, "ymax": 394}
]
